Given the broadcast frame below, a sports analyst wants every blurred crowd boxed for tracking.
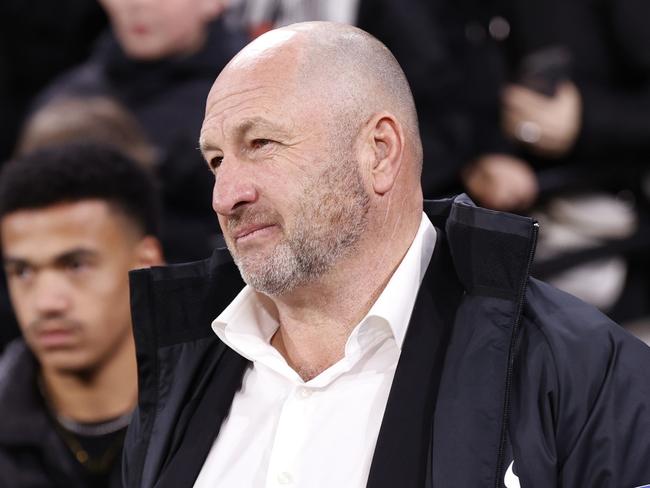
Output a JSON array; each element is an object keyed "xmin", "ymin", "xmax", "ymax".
[{"xmin": 0, "ymin": 0, "xmax": 648, "ymax": 485}]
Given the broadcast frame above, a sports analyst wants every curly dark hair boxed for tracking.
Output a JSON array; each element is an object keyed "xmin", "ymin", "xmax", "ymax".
[{"xmin": 0, "ymin": 143, "xmax": 160, "ymax": 236}]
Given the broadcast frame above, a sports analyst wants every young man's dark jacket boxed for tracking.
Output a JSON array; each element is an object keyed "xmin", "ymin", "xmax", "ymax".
[
  {"xmin": 0, "ymin": 340, "xmax": 123, "ymax": 488},
  {"xmin": 123, "ymin": 194, "xmax": 650, "ymax": 487}
]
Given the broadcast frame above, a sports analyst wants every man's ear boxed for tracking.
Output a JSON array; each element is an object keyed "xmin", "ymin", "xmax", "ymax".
[
  {"xmin": 364, "ymin": 112, "xmax": 404, "ymax": 195},
  {"xmin": 132, "ymin": 236, "xmax": 165, "ymax": 270}
]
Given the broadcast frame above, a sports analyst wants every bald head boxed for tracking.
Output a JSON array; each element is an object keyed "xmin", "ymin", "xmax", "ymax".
[{"xmin": 213, "ymin": 21, "xmax": 423, "ymax": 174}]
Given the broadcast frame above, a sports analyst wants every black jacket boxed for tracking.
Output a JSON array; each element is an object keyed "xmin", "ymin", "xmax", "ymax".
[
  {"xmin": 123, "ymin": 195, "xmax": 650, "ymax": 487},
  {"xmin": 0, "ymin": 340, "xmax": 123, "ymax": 488}
]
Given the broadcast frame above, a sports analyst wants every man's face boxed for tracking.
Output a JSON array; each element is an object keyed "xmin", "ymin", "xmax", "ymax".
[
  {"xmin": 99, "ymin": 0, "xmax": 223, "ymax": 60},
  {"xmin": 201, "ymin": 53, "xmax": 370, "ymax": 295},
  {"xmin": 1, "ymin": 200, "xmax": 145, "ymax": 373}
]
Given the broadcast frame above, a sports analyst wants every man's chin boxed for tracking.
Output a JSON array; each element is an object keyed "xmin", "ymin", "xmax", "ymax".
[
  {"xmin": 237, "ymin": 263, "xmax": 300, "ymax": 296},
  {"xmin": 37, "ymin": 349, "xmax": 96, "ymax": 375}
]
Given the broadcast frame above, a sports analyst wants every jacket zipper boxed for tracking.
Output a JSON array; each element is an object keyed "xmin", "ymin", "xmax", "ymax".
[{"xmin": 494, "ymin": 222, "xmax": 539, "ymax": 488}]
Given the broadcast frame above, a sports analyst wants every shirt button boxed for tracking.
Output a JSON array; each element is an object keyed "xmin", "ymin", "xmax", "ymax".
[
  {"xmin": 296, "ymin": 387, "xmax": 312, "ymax": 399},
  {"xmin": 277, "ymin": 471, "xmax": 293, "ymax": 484}
]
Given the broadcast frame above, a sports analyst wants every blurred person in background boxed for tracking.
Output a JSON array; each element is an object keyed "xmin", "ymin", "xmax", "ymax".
[
  {"xmin": 33, "ymin": 0, "xmax": 248, "ymax": 262},
  {"xmin": 17, "ymin": 97, "xmax": 156, "ymax": 169},
  {"xmin": 450, "ymin": 0, "xmax": 650, "ymax": 319},
  {"xmin": 0, "ymin": 96, "xmax": 158, "ymax": 352},
  {"xmin": 0, "ymin": 144, "xmax": 163, "ymax": 487}
]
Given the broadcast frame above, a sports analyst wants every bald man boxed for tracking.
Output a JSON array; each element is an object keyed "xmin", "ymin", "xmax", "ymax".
[{"xmin": 123, "ymin": 22, "xmax": 650, "ymax": 488}]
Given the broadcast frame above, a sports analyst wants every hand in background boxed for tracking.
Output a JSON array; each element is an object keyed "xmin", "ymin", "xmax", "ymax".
[
  {"xmin": 502, "ymin": 81, "xmax": 582, "ymax": 158},
  {"xmin": 462, "ymin": 154, "xmax": 539, "ymax": 211}
]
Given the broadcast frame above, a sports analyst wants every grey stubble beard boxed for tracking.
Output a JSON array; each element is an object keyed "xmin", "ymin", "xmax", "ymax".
[{"xmin": 228, "ymin": 158, "xmax": 370, "ymax": 296}]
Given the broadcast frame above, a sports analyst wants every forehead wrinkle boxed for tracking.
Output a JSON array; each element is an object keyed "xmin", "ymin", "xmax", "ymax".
[
  {"xmin": 203, "ymin": 88, "xmax": 280, "ymax": 136},
  {"xmin": 205, "ymin": 83, "xmax": 271, "ymax": 115},
  {"xmin": 200, "ymin": 115, "xmax": 288, "ymax": 156},
  {"xmin": 234, "ymin": 117, "xmax": 291, "ymax": 138},
  {"xmin": 203, "ymin": 93, "xmax": 295, "ymax": 145}
]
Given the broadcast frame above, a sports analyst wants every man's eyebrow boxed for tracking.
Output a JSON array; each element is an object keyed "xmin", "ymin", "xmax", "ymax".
[
  {"xmin": 200, "ymin": 117, "xmax": 290, "ymax": 155},
  {"xmin": 53, "ymin": 248, "xmax": 98, "ymax": 264},
  {"xmin": 198, "ymin": 137, "xmax": 218, "ymax": 157},
  {"xmin": 238, "ymin": 117, "xmax": 278, "ymax": 134},
  {"xmin": 3, "ymin": 248, "xmax": 98, "ymax": 269}
]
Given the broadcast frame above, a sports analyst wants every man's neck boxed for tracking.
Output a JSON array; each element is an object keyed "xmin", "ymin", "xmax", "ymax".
[
  {"xmin": 268, "ymin": 211, "xmax": 422, "ymax": 381},
  {"xmin": 40, "ymin": 337, "xmax": 138, "ymax": 423}
]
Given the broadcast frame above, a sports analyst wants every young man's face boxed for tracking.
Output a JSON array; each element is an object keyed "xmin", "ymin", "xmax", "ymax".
[
  {"xmin": 99, "ymin": 0, "xmax": 225, "ymax": 60},
  {"xmin": 1, "ymin": 200, "xmax": 154, "ymax": 374}
]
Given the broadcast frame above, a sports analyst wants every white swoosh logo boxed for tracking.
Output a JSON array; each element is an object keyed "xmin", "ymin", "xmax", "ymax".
[
  {"xmin": 504, "ymin": 461, "xmax": 521, "ymax": 488},
  {"xmin": 504, "ymin": 460, "xmax": 650, "ymax": 488}
]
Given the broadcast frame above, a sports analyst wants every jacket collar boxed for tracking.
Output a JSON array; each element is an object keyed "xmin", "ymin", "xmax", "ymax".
[
  {"xmin": 367, "ymin": 222, "xmax": 464, "ymax": 488},
  {"xmin": 425, "ymin": 194, "xmax": 537, "ymax": 300},
  {"xmin": 0, "ymin": 340, "xmax": 52, "ymax": 446}
]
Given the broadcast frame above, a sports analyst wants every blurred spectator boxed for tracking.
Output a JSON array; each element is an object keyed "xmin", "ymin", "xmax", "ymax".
[
  {"xmin": 0, "ymin": 144, "xmax": 163, "ymax": 487},
  {"xmin": 453, "ymin": 0, "xmax": 650, "ymax": 318},
  {"xmin": 225, "ymin": 0, "xmax": 470, "ymax": 198},
  {"xmin": 458, "ymin": 0, "xmax": 650, "ymax": 211},
  {"xmin": 0, "ymin": 0, "xmax": 107, "ymax": 161},
  {"xmin": 0, "ymin": 96, "xmax": 159, "ymax": 352},
  {"xmin": 17, "ymin": 96, "xmax": 156, "ymax": 168},
  {"xmin": 33, "ymin": 0, "xmax": 248, "ymax": 260}
]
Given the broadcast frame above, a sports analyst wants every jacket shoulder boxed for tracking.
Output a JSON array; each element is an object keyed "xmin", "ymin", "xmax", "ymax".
[
  {"xmin": 511, "ymin": 278, "xmax": 650, "ymax": 486},
  {"xmin": 523, "ymin": 277, "xmax": 650, "ymax": 372}
]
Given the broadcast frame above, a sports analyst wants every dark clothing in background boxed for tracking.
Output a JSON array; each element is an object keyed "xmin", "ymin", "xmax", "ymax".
[
  {"xmin": 356, "ymin": 0, "xmax": 470, "ymax": 198},
  {"xmin": 451, "ymin": 0, "xmax": 650, "ymax": 319},
  {"xmin": 452, "ymin": 0, "xmax": 650, "ymax": 181},
  {"xmin": 123, "ymin": 195, "xmax": 650, "ymax": 487},
  {"xmin": 0, "ymin": 0, "xmax": 107, "ymax": 352},
  {"xmin": 0, "ymin": 340, "xmax": 123, "ymax": 488},
  {"xmin": 36, "ymin": 19, "xmax": 247, "ymax": 262},
  {"xmin": 0, "ymin": 276, "xmax": 19, "ymax": 354},
  {"xmin": 560, "ymin": 0, "xmax": 650, "ymax": 162},
  {"xmin": 0, "ymin": 0, "xmax": 107, "ymax": 162}
]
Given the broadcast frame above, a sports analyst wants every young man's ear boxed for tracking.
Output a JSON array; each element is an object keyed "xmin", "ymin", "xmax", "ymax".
[
  {"xmin": 133, "ymin": 236, "xmax": 165, "ymax": 270},
  {"xmin": 363, "ymin": 112, "xmax": 405, "ymax": 195}
]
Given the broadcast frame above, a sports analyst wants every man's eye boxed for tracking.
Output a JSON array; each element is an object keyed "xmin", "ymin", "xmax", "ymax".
[
  {"xmin": 251, "ymin": 139, "xmax": 272, "ymax": 149},
  {"xmin": 210, "ymin": 156, "xmax": 223, "ymax": 171}
]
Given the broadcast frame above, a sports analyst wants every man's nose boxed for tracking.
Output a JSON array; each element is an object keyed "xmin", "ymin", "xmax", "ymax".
[
  {"xmin": 33, "ymin": 272, "xmax": 71, "ymax": 317},
  {"xmin": 212, "ymin": 160, "xmax": 258, "ymax": 216}
]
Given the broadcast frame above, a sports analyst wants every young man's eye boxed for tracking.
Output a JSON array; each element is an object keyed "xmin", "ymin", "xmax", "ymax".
[
  {"xmin": 5, "ymin": 264, "xmax": 32, "ymax": 280},
  {"xmin": 64, "ymin": 259, "xmax": 91, "ymax": 274}
]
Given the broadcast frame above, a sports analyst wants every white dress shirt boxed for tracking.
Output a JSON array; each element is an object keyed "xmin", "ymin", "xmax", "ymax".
[{"xmin": 194, "ymin": 213, "xmax": 436, "ymax": 488}]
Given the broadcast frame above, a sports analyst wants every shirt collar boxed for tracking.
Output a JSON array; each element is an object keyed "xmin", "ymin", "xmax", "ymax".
[
  {"xmin": 212, "ymin": 212, "xmax": 436, "ymax": 359},
  {"xmin": 349, "ymin": 213, "xmax": 436, "ymax": 351}
]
